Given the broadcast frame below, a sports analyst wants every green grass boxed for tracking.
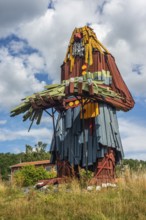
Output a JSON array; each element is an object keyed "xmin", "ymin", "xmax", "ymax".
[{"xmin": 0, "ymin": 172, "xmax": 146, "ymax": 220}]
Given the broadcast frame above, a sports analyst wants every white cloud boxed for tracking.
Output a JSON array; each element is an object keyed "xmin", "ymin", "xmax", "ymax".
[
  {"xmin": 13, "ymin": 0, "xmax": 146, "ymax": 97},
  {"xmin": 27, "ymin": 53, "xmax": 46, "ymax": 71},
  {"xmin": 41, "ymin": 116, "xmax": 53, "ymax": 126},
  {"xmin": 18, "ymin": 0, "xmax": 101, "ymax": 82},
  {"xmin": 96, "ymin": 0, "xmax": 146, "ymax": 97},
  {"xmin": 0, "ymin": 127, "xmax": 53, "ymax": 144},
  {"xmin": 8, "ymin": 40, "xmax": 26, "ymax": 53},
  {"xmin": 0, "ymin": 45, "xmax": 46, "ymax": 110},
  {"xmin": 12, "ymin": 147, "xmax": 22, "ymax": 154},
  {"xmin": 0, "ymin": 0, "xmax": 49, "ymax": 37},
  {"xmin": 119, "ymin": 117, "xmax": 146, "ymax": 160},
  {"xmin": 0, "ymin": 120, "xmax": 7, "ymax": 125}
]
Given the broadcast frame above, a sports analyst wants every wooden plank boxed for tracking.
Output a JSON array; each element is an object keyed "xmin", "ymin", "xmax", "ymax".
[
  {"xmin": 78, "ymin": 82, "xmax": 83, "ymax": 95},
  {"xmin": 69, "ymin": 81, "xmax": 74, "ymax": 94}
]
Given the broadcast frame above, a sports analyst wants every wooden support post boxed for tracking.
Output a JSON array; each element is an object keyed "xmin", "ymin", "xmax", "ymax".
[
  {"xmin": 69, "ymin": 78, "xmax": 75, "ymax": 94},
  {"xmin": 78, "ymin": 82, "xmax": 83, "ymax": 95},
  {"xmin": 93, "ymin": 148, "xmax": 115, "ymax": 184},
  {"xmin": 89, "ymin": 84, "xmax": 94, "ymax": 95},
  {"xmin": 81, "ymin": 98, "xmax": 88, "ymax": 175}
]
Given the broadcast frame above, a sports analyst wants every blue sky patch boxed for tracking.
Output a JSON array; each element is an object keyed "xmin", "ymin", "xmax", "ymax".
[
  {"xmin": 35, "ymin": 73, "xmax": 51, "ymax": 84},
  {"xmin": 48, "ymin": 0, "xmax": 55, "ymax": 9},
  {"xmin": 0, "ymin": 34, "xmax": 39, "ymax": 56}
]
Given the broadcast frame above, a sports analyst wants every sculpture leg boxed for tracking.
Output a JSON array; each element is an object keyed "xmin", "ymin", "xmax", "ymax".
[{"xmin": 90, "ymin": 148, "xmax": 116, "ymax": 185}]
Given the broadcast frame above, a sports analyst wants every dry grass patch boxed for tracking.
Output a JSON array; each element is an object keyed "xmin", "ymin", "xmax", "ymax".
[{"xmin": 0, "ymin": 172, "xmax": 146, "ymax": 219}]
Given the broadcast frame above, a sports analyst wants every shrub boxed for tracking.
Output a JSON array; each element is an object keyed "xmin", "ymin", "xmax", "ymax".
[{"xmin": 14, "ymin": 165, "xmax": 56, "ymax": 187}]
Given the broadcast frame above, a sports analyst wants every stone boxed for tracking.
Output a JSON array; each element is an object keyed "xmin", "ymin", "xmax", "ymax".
[
  {"xmin": 87, "ymin": 186, "xmax": 94, "ymax": 191},
  {"xmin": 96, "ymin": 185, "xmax": 101, "ymax": 191},
  {"xmin": 101, "ymin": 183, "xmax": 107, "ymax": 188}
]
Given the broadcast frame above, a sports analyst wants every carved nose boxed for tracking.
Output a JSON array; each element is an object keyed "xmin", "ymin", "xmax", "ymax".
[{"xmin": 74, "ymin": 32, "xmax": 82, "ymax": 40}]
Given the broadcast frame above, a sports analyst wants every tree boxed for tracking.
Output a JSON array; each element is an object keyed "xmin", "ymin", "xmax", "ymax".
[
  {"xmin": 24, "ymin": 142, "xmax": 50, "ymax": 162},
  {"xmin": 0, "ymin": 142, "xmax": 50, "ymax": 180},
  {"xmin": 35, "ymin": 141, "xmax": 47, "ymax": 154},
  {"xmin": 25, "ymin": 145, "xmax": 33, "ymax": 154}
]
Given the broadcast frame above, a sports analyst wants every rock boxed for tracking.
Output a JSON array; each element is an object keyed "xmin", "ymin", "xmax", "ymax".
[
  {"xmin": 35, "ymin": 182, "xmax": 44, "ymax": 189},
  {"xmin": 23, "ymin": 187, "xmax": 30, "ymax": 194},
  {"xmin": 87, "ymin": 186, "xmax": 94, "ymax": 191},
  {"xmin": 39, "ymin": 185, "xmax": 50, "ymax": 192},
  {"xmin": 106, "ymin": 183, "xmax": 112, "ymax": 187},
  {"xmin": 42, "ymin": 185, "xmax": 48, "ymax": 190},
  {"xmin": 96, "ymin": 185, "xmax": 101, "ymax": 191},
  {"xmin": 53, "ymin": 185, "xmax": 59, "ymax": 192},
  {"xmin": 110, "ymin": 183, "xmax": 117, "ymax": 188},
  {"xmin": 101, "ymin": 183, "xmax": 107, "ymax": 188}
]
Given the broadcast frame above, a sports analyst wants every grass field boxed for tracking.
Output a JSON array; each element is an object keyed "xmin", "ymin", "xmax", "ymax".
[{"xmin": 0, "ymin": 171, "xmax": 146, "ymax": 220}]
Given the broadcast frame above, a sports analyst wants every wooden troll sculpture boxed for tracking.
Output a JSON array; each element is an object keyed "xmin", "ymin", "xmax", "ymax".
[{"xmin": 11, "ymin": 26, "xmax": 134, "ymax": 184}]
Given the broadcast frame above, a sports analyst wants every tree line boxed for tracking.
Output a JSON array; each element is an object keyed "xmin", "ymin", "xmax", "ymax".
[
  {"xmin": 0, "ymin": 142, "xmax": 146, "ymax": 180},
  {"xmin": 0, "ymin": 142, "xmax": 51, "ymax": 180}
]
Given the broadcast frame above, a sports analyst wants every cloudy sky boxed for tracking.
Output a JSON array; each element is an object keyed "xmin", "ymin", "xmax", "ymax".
[{"xmin": 0, "ymin": 0, "xmax": 146, "ymax": 160}]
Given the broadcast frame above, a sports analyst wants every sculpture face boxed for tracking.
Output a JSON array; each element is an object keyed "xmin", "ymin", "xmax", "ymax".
[{"xmin": 72, "ymin": 32, "xmax": 84, "ymax": 57}]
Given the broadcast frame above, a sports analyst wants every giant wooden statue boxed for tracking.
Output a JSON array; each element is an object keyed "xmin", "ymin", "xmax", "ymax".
[{"xmin": 11, "ymin": 26, "xmax": 134, "ymax": 184}]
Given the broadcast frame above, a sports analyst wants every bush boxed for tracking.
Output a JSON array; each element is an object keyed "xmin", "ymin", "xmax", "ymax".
[{"xmin": 14, "ymin": 165, "xmax": 56, "ymax": 187}]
